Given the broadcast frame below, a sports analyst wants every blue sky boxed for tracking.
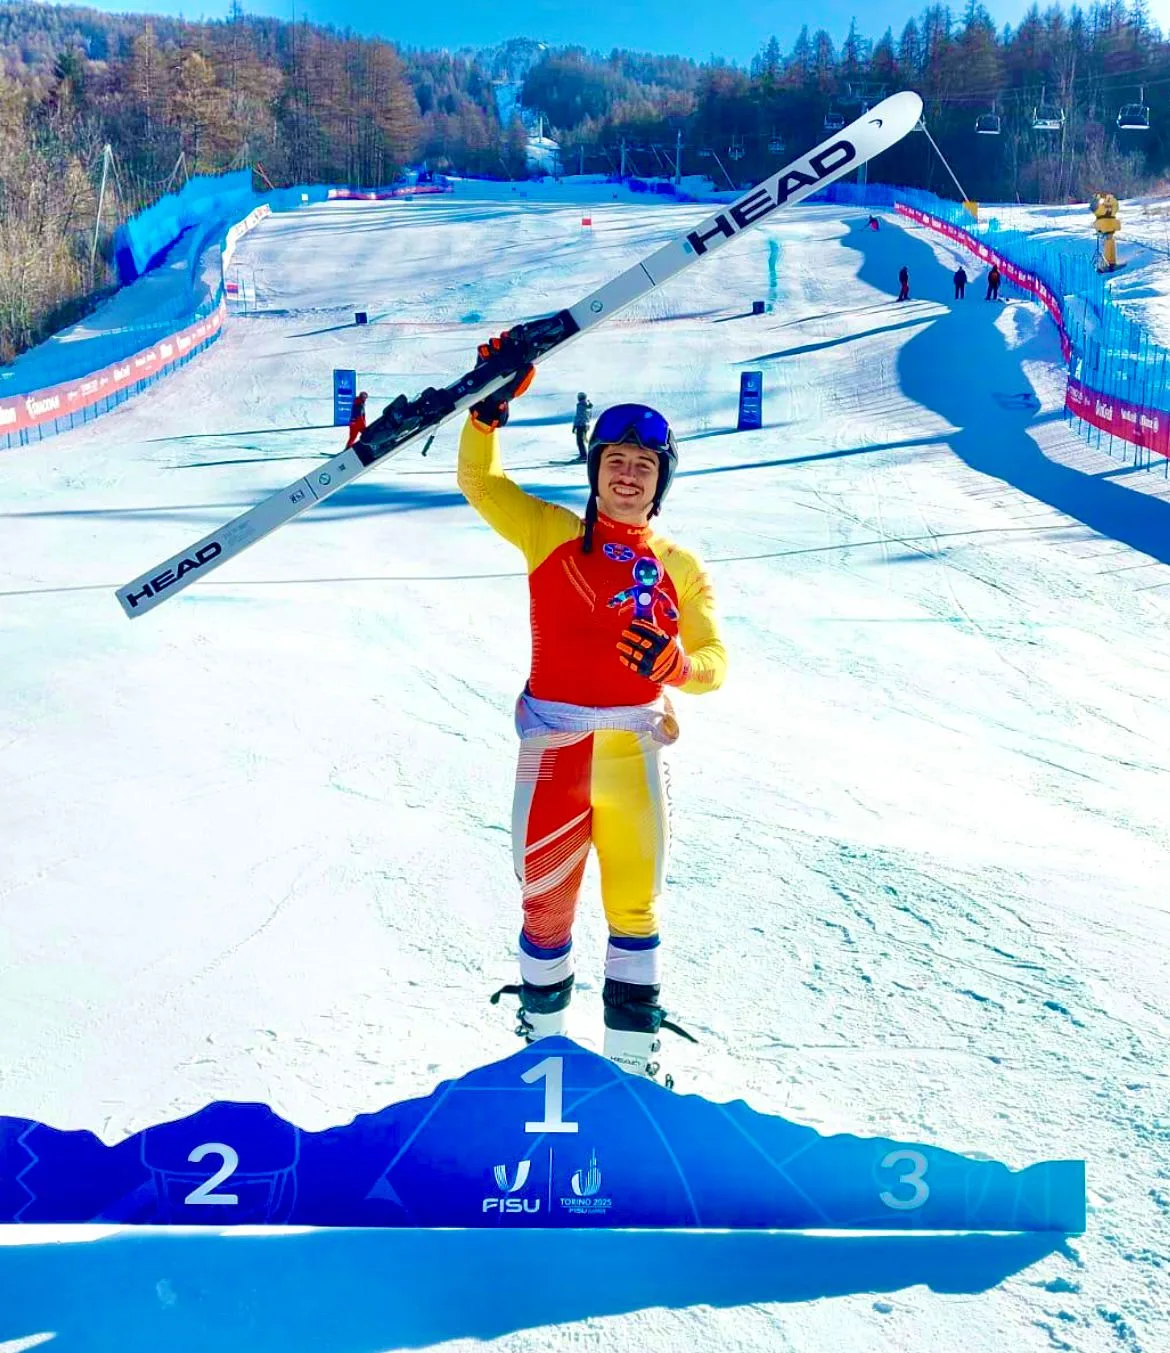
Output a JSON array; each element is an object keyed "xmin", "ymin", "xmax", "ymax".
[{"xmin": 71, "ymin": 0, "xmax": 1168, "ymax": 66}]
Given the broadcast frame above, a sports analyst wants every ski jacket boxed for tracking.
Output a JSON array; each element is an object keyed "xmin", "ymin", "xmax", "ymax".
[
  {"xmin": 572, "ymin": 397, "xmax": 593, "ymax": 430},
  {"xmin": 458, "ymin": 415, "xmax": 726, "ymax": 707},
  {"xmin": 954, "ymin": 268, "xmax": 968, "ymax": 283}
]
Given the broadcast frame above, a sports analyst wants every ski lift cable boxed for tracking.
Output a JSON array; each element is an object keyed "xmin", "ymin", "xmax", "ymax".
[
  {"xmin": 918, "ymin": 118, "xmax": 973, "ymax": 205},
  {"xmin": 917, "ymin": 63, "xmax": 1170, "ymax": 108},
  {"xmin": 898, "ymin": 67, "xmax": 1121, "ymax": 107}
]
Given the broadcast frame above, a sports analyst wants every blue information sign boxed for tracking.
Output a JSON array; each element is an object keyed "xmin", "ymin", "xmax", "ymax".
[
  {"xmin": 0, "ymin": 1039, "xmax": 1085, "ymax": 1231},
  {"xmin": 333, "ymin": 368, "xmax": 357, "ymax": 426},
  {"xmin": 738, "ymin": 370, "xmax": 763, "ymax": 431}
]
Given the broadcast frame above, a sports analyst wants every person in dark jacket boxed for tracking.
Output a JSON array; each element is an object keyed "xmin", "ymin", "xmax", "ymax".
[
  {"xmin": 986, "ymin": 265, "xmax": 1001, "ymax": 301},
  {"xmin": 345, "ymin": 391, "xmax": 368, "ymax": 449},
  {"xmin": 953, "ymin": 266, "xmax": 968, "ymax": 299},
  {"xmin": 867, "ymin": 215, "xmax": 880, "ymax": 231},
  {"xmin": 896, "ymin": 266, "xmax": 910, "ymax": 302},
  {"xmin": 572, "ymin": 392, "xmax": 593, "ymax": 459}
]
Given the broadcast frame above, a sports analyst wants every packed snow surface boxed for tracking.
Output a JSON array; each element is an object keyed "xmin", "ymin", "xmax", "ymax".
[{"xmin": 2, "ymin": 186, "xmax": 1169, "ymax": 1352}]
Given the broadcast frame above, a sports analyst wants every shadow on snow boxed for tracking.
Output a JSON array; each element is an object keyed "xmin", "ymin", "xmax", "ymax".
[
  {"xmin": 846, "ymin": 216, "xmax": 1170, "ymax": 566},
  {"xmin": 0, "ymin": 1227, "xmax": 1066, "ymax": 1353}
]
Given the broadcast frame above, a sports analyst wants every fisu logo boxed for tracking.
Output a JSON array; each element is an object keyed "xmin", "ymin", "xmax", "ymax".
[
  {"xmin": 483, "ymin": 1159, "xmax": 541, "ymax": 1214},
  {"xmin": 493, "ymin": 1160, "xmax": 531, "ymax": 1193}
]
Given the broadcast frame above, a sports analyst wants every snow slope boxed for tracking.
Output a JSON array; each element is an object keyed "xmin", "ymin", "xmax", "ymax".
[{"xmin": 2, "ymin": 190, "xmax": 1169, "ymax": 1352}]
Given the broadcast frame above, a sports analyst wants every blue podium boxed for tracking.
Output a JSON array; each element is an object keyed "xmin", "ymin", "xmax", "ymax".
[{"xmin": 0, "ymin": 1039, "xmax": 1084, "ymax": 1231}]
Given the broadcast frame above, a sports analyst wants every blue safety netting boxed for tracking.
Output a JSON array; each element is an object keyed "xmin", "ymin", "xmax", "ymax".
[
  {"xmin": 115, "ymin": 170, "xmax": 250, "ymax": 282},
  {"xmin": 0, "ymin": 176, "xmax": 328, "ymax": 413},
  {"xmin": 815, "ymin": 183, "xmax": 1167, "ymax": 418}
]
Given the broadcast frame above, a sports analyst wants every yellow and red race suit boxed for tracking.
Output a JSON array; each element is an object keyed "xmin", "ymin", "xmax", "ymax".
[{"xmin": 458, "ymin": 415, "xmax": 726, "ymax": 989}]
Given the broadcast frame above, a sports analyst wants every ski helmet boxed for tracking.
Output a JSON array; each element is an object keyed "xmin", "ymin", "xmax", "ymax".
[{"xmin": 583, "ymin": 403, "xmax": 678, "ymax": 552}]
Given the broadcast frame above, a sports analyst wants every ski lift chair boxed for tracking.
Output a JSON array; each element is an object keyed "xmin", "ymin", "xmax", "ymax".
[
  {"xmin": 975, "ymin": 112, "xmax": 1001, "ymax": 135},
  {"xmin": 1117, "ymin": 90, "xmax": 1150, "ymax": 131},
  {"xmin": 768, "ymin": 135, "xmax": 784, "ymax": 153},
  {"xmin": 1032, "ymin": 87, "xmax": 1064, "ymax": 131},
  {"xmin": 823, "ymin": 111, "xmax": 846, "ymax": 132}
]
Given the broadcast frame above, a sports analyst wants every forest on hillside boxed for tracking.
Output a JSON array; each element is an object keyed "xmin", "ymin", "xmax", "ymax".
[{"xmin": 0, "ymin": 0, "xmax": 1165, "ymax": 363}]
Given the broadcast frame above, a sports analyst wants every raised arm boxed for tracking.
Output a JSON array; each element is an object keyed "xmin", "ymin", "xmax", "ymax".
[{"xmin": 457, "ymin": 416, "xmax": 580, "ymax": 571}]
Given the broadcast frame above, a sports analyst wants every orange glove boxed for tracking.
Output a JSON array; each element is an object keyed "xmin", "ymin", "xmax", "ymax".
[
  {"xmin": 617, "ymin": 621, "xmax": 692, "ymax": 686},
  {"xmin": 469, "ymin": 331, "xmax": 536, "ymax": 429}
]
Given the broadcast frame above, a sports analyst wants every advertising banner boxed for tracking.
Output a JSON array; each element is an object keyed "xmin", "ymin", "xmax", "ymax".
[
  {"xmin": 737, "ymin": 370, "xmax": 763, "ymax": 430},
  {"xmin": 0, "ymin": 303, "xmax": 225, "ymax": 440}
]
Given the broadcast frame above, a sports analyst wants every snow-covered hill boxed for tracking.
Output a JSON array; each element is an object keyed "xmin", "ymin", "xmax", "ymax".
[{"xmin": 2, "ymin": 184, "xmax": 1168, "ymax": 1353}]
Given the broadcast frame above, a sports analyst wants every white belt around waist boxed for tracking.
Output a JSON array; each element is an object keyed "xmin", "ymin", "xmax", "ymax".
[{"xmin": 515, "ymin": 691, "xmax": 679, "ymax": 745}]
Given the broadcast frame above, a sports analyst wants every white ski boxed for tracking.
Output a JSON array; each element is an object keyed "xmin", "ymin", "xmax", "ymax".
[{"xmin": 117, "ymin": 90, "xmax": 922, "ymax": 618}]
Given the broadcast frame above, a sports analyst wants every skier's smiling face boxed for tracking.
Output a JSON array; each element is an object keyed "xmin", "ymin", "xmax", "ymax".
[{"xmin": 596, "ymin": 443, "xmax": 659, "ymax": 523}]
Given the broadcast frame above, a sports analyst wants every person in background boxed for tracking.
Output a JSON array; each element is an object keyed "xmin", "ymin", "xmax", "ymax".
[
  {"xmin": 345, "ymin": 390, "xmax": 368, "ymax": 449},
  {"xmin": 986, "ymin": 265, "xmax": 1001, "ymax": 301},
  {"xmin": 953, "ymin": 265, "xmax": 968, "ymax": 300},
  {"xmin": 896, "ymin": 266, "xmax": 910, "ymax": 302},
  {"xmin": 573, "ymin": 391, "xmax": 593, "ymax": 460},
  {"xmin": 867, "ymin": 214, "xmax": 880, "ymax": 231}
]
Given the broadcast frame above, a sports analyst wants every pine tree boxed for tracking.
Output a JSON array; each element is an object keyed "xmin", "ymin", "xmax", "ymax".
[
  {"xmin": 842, "ymin": 19, "xmax": 870, "ymax": 82},
  {"xmin": 872, "ymin": 28, "xmax": 899, "ymax": 85},
  {"xmin": 812, "ymin": 29, "xmax": 837, "ymax": 92},
  {"xmin": 898, "ymin": 19, "xmax": 923, "ymax": 77},
  {"xmin": 787, "ymin": 25, "xmax": 815, "ymax": 89},
  {"xmin": 759, "ymin": 35, "xmax": 782, "ymax": 88}
]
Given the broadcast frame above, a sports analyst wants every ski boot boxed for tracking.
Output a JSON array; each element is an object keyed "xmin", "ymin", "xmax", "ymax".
[
  {"xmin": 491, "ymin": 976, "xmax": 573, "ymax": 1043},
  {"xmin": 601, "ymin": 979, "xmax": 696, "ymax": 1090}
]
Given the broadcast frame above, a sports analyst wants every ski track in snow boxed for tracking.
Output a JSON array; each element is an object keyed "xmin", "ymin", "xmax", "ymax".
[{"xmin": 1, "ymin": 194, "xmax": 1169, "ymax": 1351}]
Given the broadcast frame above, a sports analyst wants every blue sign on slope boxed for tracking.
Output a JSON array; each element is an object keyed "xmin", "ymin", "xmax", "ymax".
[
  {"xmin": 0, "ymin": 1039, "xmax": 1085, "ymax": 1230},
  {"xmin": 738, "ymin": 371, "xmax": 763, "ymax": 430},
  {"xmin": 333, "ymin": 368, "xmax": 357, "ymax": 426}
]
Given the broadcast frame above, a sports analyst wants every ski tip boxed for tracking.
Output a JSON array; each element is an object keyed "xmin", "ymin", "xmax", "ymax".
[{"xmin": 869, "ymin": 90, "xmax": 923, "ymax": 134}]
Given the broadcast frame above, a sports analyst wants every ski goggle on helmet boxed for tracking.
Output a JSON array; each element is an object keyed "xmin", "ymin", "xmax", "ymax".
[
  {"xmin": 587, "ymin": 402, "xmax": 678, "ymax": 506},
  {"xmin": 582, "ymin": 403, "xmax": 678, "ymax": 550},
  {"xmin": 588, "ymin": 403, "xmax": 675, "ymax": 457}
]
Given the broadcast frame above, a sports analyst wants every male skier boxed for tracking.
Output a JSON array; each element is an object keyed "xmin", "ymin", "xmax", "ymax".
[
  {"xmin": 986, "ymin": 264, "xmax": 1001, "ymax": 301},
  {"xmin": 345, "ymin": 391, "xmax": 368, "ymax": 449},
  {"xmin": 458, "ymin": 337, "xmax": 726, "ymax": 1081},
  {"xmin": 897, "ymin": 265, "xmax": 910, "ymax": 301},
  {"xmin": 573, "ymin": 391, "xmax": 593, "ymax": 459}
]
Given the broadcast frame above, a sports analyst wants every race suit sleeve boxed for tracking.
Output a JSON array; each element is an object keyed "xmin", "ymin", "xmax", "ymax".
[
  {"xmin": 661, "ymin": 543, "xmax": 727, "ymax": 695},
  {"xmin": 457, "ymin": 415, "xmax": 579, "ymax": 571}
]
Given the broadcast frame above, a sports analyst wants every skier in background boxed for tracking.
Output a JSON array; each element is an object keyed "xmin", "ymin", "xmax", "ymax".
[
  {"xmin": 897, "ymin": 266, "xmax": 910, "ymax": 302},
  {"xmin": 953, "ymin": 265, "xmax": 968, "ymax": 300},
  {"xmin": 459, "ymin": 334, "xmax": 726, "ymax": 1083},
  {"xmin": 867, "ymin": 214, "xmax": 880, "ymax": 231},
  {"xmin": 345, "ymin": 390, "xmax": 368, "ymax": 449},
  {"xmin": 573, "ymin": 391, "xmax": 593, "ymax": 460},
  {"xmin": 986, "ymin": 265, "xmax": 1001, "ymax": 301}
]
